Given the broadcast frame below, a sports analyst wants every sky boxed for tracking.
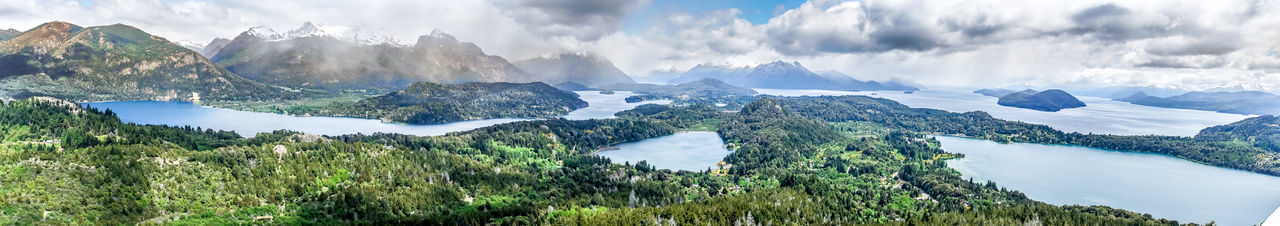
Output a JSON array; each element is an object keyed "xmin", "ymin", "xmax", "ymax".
[{"xmin": 2, "ymin": 0, "xmax": 1280, "ymax": 92}]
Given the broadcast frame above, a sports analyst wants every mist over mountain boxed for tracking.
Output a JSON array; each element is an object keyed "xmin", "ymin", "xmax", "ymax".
[
  {"xmin": 0, "ymin": 28, "xmax": 22, "ymax": 42},
  {"xmin": 1120, "ymin": 91, "xmax": 1280, "ymax": 115},
  {"xmin": 0, "ymin": 21, "xmax": 290, "ymax": 101},
  {"xmin": 513, "ymin": 52, "xmax": 636, "ymax": 88},
  {"xmin": 671, "ymin": 61, "xmax": 917, "ymax": 91},
  {"xmin": 210, "ymin": 23, "xmax": 532, "ymax": 90}
]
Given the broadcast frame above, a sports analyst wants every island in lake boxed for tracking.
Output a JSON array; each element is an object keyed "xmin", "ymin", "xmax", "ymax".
[{"xmin": 991, "ymin": 89, "xmax": 1086, "ymax": 112}]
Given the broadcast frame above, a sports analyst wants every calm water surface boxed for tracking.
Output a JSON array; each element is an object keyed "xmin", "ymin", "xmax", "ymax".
[
  {"xmin": 938, "ymin": 136, "xmax": 1280, "ymax": 226},
  {"xmin": 756, "ymin": 89, "xmax": 1249, "ymax": 136},
  {"xmin": 594, "ymin": 131, "xmax": 731, "ymax": 171},
  {"xmin": 563, "ymin": 91, "xmax": 672, "ymax": 120},
  {"xmin": 82, "ymin": 91, "xmax": 667, "ymax": 137}
]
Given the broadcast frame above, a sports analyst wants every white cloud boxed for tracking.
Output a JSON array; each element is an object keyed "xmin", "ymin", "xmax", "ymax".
[{"xmin": 1, "ymin": 0, "xmax": 1278, "ymax": 92}]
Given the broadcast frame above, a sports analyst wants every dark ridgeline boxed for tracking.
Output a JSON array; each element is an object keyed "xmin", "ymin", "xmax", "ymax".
[{"xmin": 1117, "ymin": 91, "xmax": 1280, "ymax": 115}]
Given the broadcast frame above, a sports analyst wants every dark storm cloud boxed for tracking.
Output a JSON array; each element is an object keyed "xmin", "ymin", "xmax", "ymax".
[
  {"xmin": 506, "ymin": 0, "xmax": 648, "ymax": 41},
  {"xmin": 1135, "ymin": 58, "xmax": 1195, "ymax": 69},
  {"xmin": 1145, "ymin": 38, "xmax": 1242, "ymax": 56},
  {"xmin": 765, "ymin": 3, "xmax": 944, "ymax": 56},
  {"xmin": 1067, "ymin": 4, "xmax": 1177, "ymax": 42}
]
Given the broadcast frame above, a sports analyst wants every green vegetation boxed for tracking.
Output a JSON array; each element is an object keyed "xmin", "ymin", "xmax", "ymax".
[
  {"xmin": 779, "ymin": 95, "xmax": 1280, "ymax": 176},
  {"xmin": 0, "ymin": 96, "xmax": 1191, "ymax": 224},
  {"xmin": 263, "ymin": 82, "xmax": 588, "ymax": 124},
  {"xmin": 605, "ymin": 79, "xmax": 760, "ymax": 111}
]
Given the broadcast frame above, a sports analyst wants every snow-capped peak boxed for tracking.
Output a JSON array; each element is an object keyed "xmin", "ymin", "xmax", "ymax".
[
  {"xmin": 245, "ymin": 22, "xmax": 402, "ymax": 46},
  {"xmin": 174, "ymin": 40, "xmax": 205, "ymax": 51},
  {"xmin": 427, "ymin": 29, "xmax": 455, "ymax": 41}
]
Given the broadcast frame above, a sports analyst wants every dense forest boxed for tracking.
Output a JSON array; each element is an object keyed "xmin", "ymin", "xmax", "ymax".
[
  {"xmin": 777, "ymin": 95, "xmax": 1280, "ymax": 176},
  {"xmin": 235, "ymin": 82, "xmax": 588, "ymax": 124},
  {"xmin": 0, "ymin": 96, "xmax": 1192, "ymax": 224}
]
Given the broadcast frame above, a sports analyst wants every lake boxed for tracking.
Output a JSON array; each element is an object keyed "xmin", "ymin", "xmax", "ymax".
[
  {"xmin": 594, "ymin": 131, "xmax": 732, "ymax": 171},
  {"xmin": 938, "ymin": 136, "xmax": 1280, "ymax": 226},
  {"xmin": 755, "ymin": 89, "xmax": 1249, "ymax": 136},
  {"xmin": 563, "ymin": 91, "xmax": 672, "ymax": 120},
  {"xmin": 82, "ymin": 91, "xmax": 668, "ymax": 137}
]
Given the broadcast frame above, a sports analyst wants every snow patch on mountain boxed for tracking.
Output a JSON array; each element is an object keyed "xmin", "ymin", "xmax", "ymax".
[{"xmin": 247, "ymin": 22, "xmax": 402, "ymax": 46}]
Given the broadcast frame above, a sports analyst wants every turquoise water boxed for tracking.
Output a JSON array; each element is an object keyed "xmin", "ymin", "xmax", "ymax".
[
  {"xmin": 594, "ymin": 131, "xmax": 732, "ymax": 171},
  {"xmin": 82, "ymin": 91, "xmax": 667, "ymax": 137},
  {"xmin": 938, "ymin": 136, "xmax": 1280, "ymax": 226}
]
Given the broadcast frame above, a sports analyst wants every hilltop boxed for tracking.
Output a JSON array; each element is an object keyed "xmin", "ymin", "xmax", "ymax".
[
  {"xmin": 0, "ymin": 21, "xmax": 293, "ymax": 102},
  {"xmin": 996, "ymin": 89, "xmax": 1087, "ymax": 112}
]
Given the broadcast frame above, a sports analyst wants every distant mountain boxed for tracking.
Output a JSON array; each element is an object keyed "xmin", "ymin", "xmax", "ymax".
[
  {"xmin": 174, "ymin": 40, "xmax": 204, "ymax": 52},
  {"xmin": 0, "ymin": 29, "xmax": 20, "ymax": 41},
  {"xmin": 600, "ymin": 78, "xmax": 757, "ymax": 99},
  {"xmin": 324, "ymin": 82, "xmax": 586, "ymax": 124},
  {"xmin": 1070, "ymin": 86, "xmax": 1187, "ymax": 99},
  {"xmin": 0, "ymin": 21, "xmax": 291, "ymax": 102},
  {"xmin": 996, "ymin": 89, "xmax": 1086, "ymax": 112},
  {"xmin": 670, "ymin": 61, "xmax": 917, "ymax": 91},
  {"xmin": 1115, "ymin": 91, "xmax": 1152, "ymax": 102},
  {"xmin": 513, "ymin": 52, "xmax": 636, "ymax": 87},
  {"xmin": 1118, "ymin": 91, "xmax": 1280, "ymax": 115},
  {"xmin": 974, "ymin": 88, "xmax": 1016, "ymax": 97},
  {"xmin": 211, "ymin": 22, "xmax": 531, "ymax": 90},
  {"xmin": 199, "ymin": 38, "xmax": 231, "ymax": 57},
  {"xmin": 553, "ymin": 81, "xmax": 591, "ymax": 91}
]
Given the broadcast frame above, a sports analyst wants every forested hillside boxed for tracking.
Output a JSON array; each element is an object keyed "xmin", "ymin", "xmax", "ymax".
[
  {"xmin": 0, "ymin": 97, "xmax": 1185, "ymax": 224},
  {"xmin": 303, "ymin": 82, "xmax": 588, "ymax": 124}
]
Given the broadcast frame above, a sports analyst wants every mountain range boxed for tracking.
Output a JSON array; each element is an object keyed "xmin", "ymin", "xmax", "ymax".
[
  {"xmin": 669, "ymin": 61, "xmax": 917, "ymax": 91},
  {"xmin": 0, "ymin": 21, "xmax": 292, "ymax": 102},
  {"xmin": 210, "ymin": 23, "xmax": 533, "ymax": 90},
  {"xmin": 1118, "ymin": 91, "xmax": 1280, "ymax": 115},
  {"xmin": 513, "ymin": 52, "xmax": 636, "ymax": 87}
]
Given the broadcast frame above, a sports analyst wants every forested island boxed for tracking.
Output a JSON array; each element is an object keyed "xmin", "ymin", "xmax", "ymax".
[
  {"xmin": 314, "ymin": 82, "xmax": 588, "ymax": 124},
  {"xmin": 994, "ymin": 89, "xmax": 1086, "ymax": 112},
  {"xmin": 6, "ymin": 94, "xmax": 1260, "ymax": 224}
]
